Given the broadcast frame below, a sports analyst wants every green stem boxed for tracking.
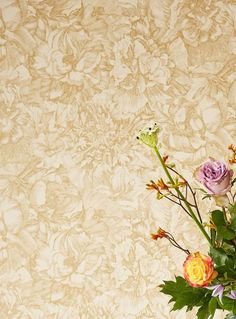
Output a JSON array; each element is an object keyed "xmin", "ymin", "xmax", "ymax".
[{"xmin": 153, "ymin": 145, "xmax": 212, "ymax": 246}]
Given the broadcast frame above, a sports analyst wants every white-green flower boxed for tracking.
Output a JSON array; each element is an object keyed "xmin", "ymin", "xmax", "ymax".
[{"xmin": 137, "ymin": 123, "xmax": 160, "ymax": 148}]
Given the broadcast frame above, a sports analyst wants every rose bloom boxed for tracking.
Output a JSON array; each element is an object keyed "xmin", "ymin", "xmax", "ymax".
[
  {"xmin": 183, "ymin": 252, "xmax": 218, "ymax": 287},
  {"xmin": 195, "ymin": 159, "xmax": 233, "ymax": 195}
]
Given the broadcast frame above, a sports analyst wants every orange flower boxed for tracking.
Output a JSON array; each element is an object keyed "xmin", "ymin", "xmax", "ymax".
[
  {"xmin": 183, "ymin": 252, "xmax": 218, "ymax": 287},
  {"xmin": 151, "ymin": 228, "xmax": 167, "ymax": 240},
  {"xmin": 156, "ymin": 178, "xmax": 169, "ymax": 190},
  {"xmin": 146, "ymin": 180, "xmax": 159, "ymax": 191}
]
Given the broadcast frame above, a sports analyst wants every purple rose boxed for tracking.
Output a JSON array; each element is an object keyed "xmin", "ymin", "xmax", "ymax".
[{"xmin": 196, "ymin": 159, "xmax": 233, "ymax": 195}]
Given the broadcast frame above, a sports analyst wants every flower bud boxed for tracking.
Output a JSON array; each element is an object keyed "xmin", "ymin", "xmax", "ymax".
[{"xmin": 137, "ymin": 123, "xmax": 160, "ymax": 148}]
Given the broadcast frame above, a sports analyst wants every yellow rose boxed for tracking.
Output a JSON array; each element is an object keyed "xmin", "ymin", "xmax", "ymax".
[{"xmin": 183, "ymin": 252, "xmax": 218, "ymax": 287}]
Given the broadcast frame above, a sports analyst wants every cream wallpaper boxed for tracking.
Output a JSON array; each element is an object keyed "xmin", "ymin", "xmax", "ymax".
[{"xmin": 0, "ymin": 0, "xmax": 236, "ymax": 318}]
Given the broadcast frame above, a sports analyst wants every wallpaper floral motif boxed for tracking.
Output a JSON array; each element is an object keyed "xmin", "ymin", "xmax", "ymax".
[{"xmin": 0, "ymin": 0, "xmax": 236, "ymax": 318}]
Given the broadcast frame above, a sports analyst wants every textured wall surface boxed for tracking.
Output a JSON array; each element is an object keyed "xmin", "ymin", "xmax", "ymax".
[{"xmin": 1, "ymin": 0, "xmax": 236, "ymax": 318}]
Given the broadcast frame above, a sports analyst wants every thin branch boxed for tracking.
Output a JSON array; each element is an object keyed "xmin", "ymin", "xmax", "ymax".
[
  {"xmin": 179, "ymin": 201, "xmax": 193, "ymax": 218},
  {"xmin": 167, "ymin": 165, "xmax": 203, "ymax": 223},
  {"xmin": 192, "ymin": 191, "xmax": 203, "ymax": 223},
  {"xmin": 153, "ymin": 146, "xmax": 212, "ymax": 246},
  {"xmin": 158, "ymin": 190, "xmax": 193, "ymax": 218},
  {"xmin": 168, "ymin": 189, "xmax": 196, "ymax": 207},
  {"xmin": 229, "ymin": 191, "xmax": 235, "ymax": 204},
  {"xmin": 185, "ymin": 184, "xmax": 188, "ymax": 199},
  {"xmin": 166, "ymin": 235, "xmax": 190, "ymax": 255}
]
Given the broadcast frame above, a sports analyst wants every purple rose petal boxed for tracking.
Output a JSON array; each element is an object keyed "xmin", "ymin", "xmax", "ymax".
[{"xmin": 196, "ymin": 159, "xmax": 233, "ymax": 195}]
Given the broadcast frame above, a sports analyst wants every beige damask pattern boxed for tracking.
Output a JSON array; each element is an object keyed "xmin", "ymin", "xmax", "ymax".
[{"xmin": 0, "ymin": 0, "xmax": 236, "ymax": 318}]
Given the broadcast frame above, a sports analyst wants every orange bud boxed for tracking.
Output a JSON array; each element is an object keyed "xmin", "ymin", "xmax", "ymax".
[
  {"xmin": 146, "ymin": 181, "xmax": 159, "ymax": 191},
  {"xmin": 156, "ymin": 179, "xmax": 169, "ymax": 190},
  {"xmin": 151, "ymin": 228, "xmax": 167, "ymax": 240}
]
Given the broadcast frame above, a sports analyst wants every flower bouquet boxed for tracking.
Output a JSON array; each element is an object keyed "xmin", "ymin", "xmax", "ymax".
[{"xmin": 137, "ymin": 124, "xmax": 236, "ymax": 319}]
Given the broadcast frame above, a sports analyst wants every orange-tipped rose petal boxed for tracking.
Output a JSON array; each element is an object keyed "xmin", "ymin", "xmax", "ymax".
[{"xmin": 183, "ymin": 252, "xmax": 218, "ymax": 287}]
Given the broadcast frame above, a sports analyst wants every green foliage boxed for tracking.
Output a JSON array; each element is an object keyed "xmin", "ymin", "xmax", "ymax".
[
  {"xmin": 229, "ymin": 204, "xmax": 236, "ymax": 215},
  {"xmin": 218, "ymin": 297, "xmax": 236, "ymax": 314},
  {"xmin": 212, "ymin": 210, "xmax": 226, "ymax": 226},
  {"xmin": 158, "ymin": 202, "xmax": 236, "ymax": 318},
  {"xmin": 209, "ymin": 208, "xmax": 236, "ymax": 284},
  {"xmin": 229, "ymin": 204, "xmax": 236, "ymax": 231},
  {"xmin": 195, "ymin": 187, "xmax": 208, "ymax": 194},
  {"xmin": 202, "ymin": 194, "xmax": 212, "ymax": 200},
  {"xmin": 217, "ymin": 226, "xmax": 235, "ymax": 241},
  {"xmin": 159, "ymin": 206, "xmax": 236, "ymax": 318},
  {"xmin": 160, "ymin": 276, "xmax": 210, "ymax": 311},
  {"xmin": 210, "ymin": 209, "xmax": 236, "ymax": 243},
  {"xmin": 210, "ymin": 247, "xmax": 229, "ymax": 267},
  {"xmin": 160, "ymin": 276, "xmax": 236, "ymax": 318},
  {"xmin": 196, "ymin": 303, "xmax": 211, "ymax": 319},
  {"xmin": 222, "ymin": 242, "xmax": 236, "ymax": 256},
  {"xmin": 215, "ymin": 262, "xmax": 236, "ymax": 280},
  {"xmin": 208, "ymin": 297, "xmax": 218, "ymax": 317}
]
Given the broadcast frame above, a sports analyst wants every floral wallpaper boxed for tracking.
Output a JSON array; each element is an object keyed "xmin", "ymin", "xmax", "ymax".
[{"xmin": 0, "ymin": 0, "xmax": 236, "ymax": 318}]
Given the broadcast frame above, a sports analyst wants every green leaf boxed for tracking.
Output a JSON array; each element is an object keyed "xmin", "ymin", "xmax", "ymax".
[
  {"xmin": 208, "ymin": 297, "xmax": 218, "ymax": 317},
  {"xmin": 229, "ymin": 203, "xmax": 236, "ymax": 215},
  {"xmin": 217, "ymin": 226, "xmax": 235, "ymax": 241},
  {"xmin": 231, "ymin": 219, "xmax": 236, "ymax": 232},
  {"xmin": 202, "ymin": 194, "xmax": 212, "ymax": 200},
  {"xmin": 216, "ymin": 256, "xmax": 236, "ymax": 279},
  {"xmin": 229, "ymin": 204, "xmax": 236, "ymax": 231},
  {"xmin": 210, "ymin": 247, "xmax": 229, "ymax": 266},
  {"xmin": 218, "ymin": 296, "xmax": 236, "ymax": 312},
  {"xmin": 210, "ymin": 210, "xmax": 235, "ymax": 241},
  {"xmin": 195, "ymin": 187, "xmax": 208, "ymax": 194},
  {"xmin": 222, "ymin": 242, "xmax": 236, "ymax": 256},
  {"xmin": 212, "ymin": 210, "xmax": 226, "ymax": 226},
  {"xmin": 197, "ymin": 302, "xmax": 212, "ymax": 319},
  {"xmin": 160, "ymin": 276, "xmax": 208, "ymax": 311}
]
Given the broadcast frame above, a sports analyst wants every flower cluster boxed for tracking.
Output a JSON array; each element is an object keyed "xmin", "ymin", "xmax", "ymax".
[{"xmin": 138, "ymin": 124, "xmax": 236, "ymax": 319}]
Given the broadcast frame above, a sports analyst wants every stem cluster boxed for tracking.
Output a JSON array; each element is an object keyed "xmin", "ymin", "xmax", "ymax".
[{"xmin": 153, "ymin": 145, "xmax": 212, "ymax": 246}]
